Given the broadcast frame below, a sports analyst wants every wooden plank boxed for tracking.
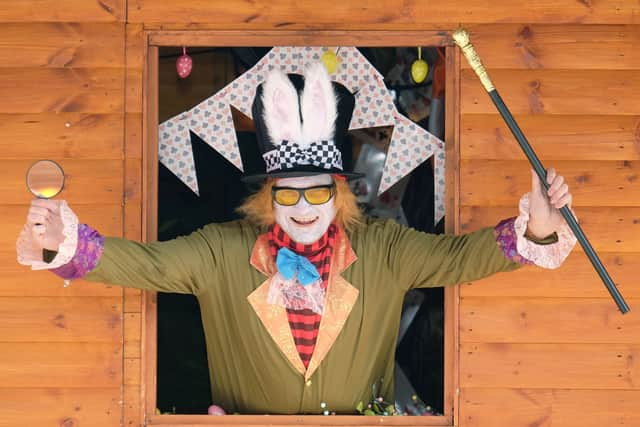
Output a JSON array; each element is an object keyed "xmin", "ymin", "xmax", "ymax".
[
  {"xmin": 445, "ymin": 46, "xmax": 461, "ymax": 234},
  {"xmin": 460, "ymin": 252, "xmax": 639, "ymax": 298},
  {"xmin": 0, "ymin": 387, "xmax": 120, "ymax": 427},
  {"xmin": 461, "ymin": 70, "xmax": 640, "ymax": 115},
  {"xmin": 143, "ymin": 292, "xmax": 158, "ymax": 413},
  {"xmin": 124, "ymin": 385, "xmax": 142, "ymax": 427},
  {"xmin": 144, "ymin": 44, "xmax": 160, "ymax": 415},
  {"xmin": 0, "ymin": 297, "xmax": 121, "ymax": 343},
  {"xmin": 124, "ymin": 288, "xmax": 143, "ymax": 312},
  {"xmin": 124, "ymin": 312, "xmax": 141, "ymax": 358},
  {"xmin": 460, "ymin": 206, "xmax": 640, "ymax": 253},
  {"xmin": 127, "ymin": 68, "xmax": 143, "ymax": 116},
  {"xmin": 0, "ymin": 68, "xmax": 124, "ymax": 114},
  {"xmin": 0, "ymin": 269, "xmax": 121, "ymax": 297},
  {"xmin": 144, "ymin": 47, "xmax": 160, "ymax": 242},
  {"xmin": 126, "ymin": 24, "xmax": 145, "ymax": 71},
  {"xmin": 125, "ymin": 27, "xmax": 143, "ymax": 257},
  {"xmin": 125, "ymin": 114, "xmax": 143, "ymax": 158},
  {"xmin": 124, "ymin": 341, "xmax": 140, "ymax": 359},
  {"xmin": 125, "ymin": 11, "xmax": 144, "ymax": 286},
  {"xmin": 459, "ymin": 160, "xmax": 640, "ymax": 207},
  {"xmin": 125, "ymin": 357, "xmax": 141, "ymax": 386},
  {"xmin": 0, "ymin": 113, "xmax": 124, "ymax": 159},
  {"xmin": 460, "ymin": 297, "xmax": 640, "ymax": 344},
  {"xmin": 0, "ymin": 342, "xmax": 121, "ymax": 388},
  {"xmin": 460, "ymin": 343, "xmax": 640, "ymax": 389},
  {"xmin": 0, "ymin": 0, "xmax": 124, "ymax": 22},
  {"xmin": 0, "ymin": 23, "xmax": 124, "ymax": 68},
  {"xmin": 546, "ymin": 389, "xmax": 640, "ymax": 426},
  {"xmin": 462, "ymin": 24, "xmax": 640, "ymax": 70},
  {"xmin": 129, "ymin": 0, "xmax": 640, "ymax": 25},
  {"xmin": 460, "ymin": 388, "xmax": 640, "ymax": 427},
  {"xmin": 444, "ymin": 44, "xmax": 460, "ymax": 422},
  {"xmin": 147, "ymin": 415, "xmax": 451, "ymax": 426},
  {"xmin": 125, "ymin": 201, "xmax": 142, "ymax": 241},
  {"xmin": 124, "ymin": 25, "xmax": 144, "ymax": 333},
  {"xmin": 1, "ymin": 159, "xmax": 123, "ymax": 205},
  {"xmin": 460, "ymin": 114, "xmax": 640, "ymax": 161},
  {"xmin": 126, "ymin": 158, "xmax": 142, "ymax": 203},
  {"xmin": 150, "ymin": 30, "xmax": 451, "ymax": 47}
]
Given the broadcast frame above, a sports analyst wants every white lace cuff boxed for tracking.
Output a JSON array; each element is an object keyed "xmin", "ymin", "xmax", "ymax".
[
  {"xmin": 16, "ymin": 201, "xmax": 79, "ymax": 270},
  {"xmin": 514, "ymin": 193, "xmax": 578, "ymax": 269}
]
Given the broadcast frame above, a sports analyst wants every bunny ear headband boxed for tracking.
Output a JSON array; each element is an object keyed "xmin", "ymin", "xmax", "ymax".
[{"xmin": 243, "ymin": 62, "xmax": 362, "ymax": 182}]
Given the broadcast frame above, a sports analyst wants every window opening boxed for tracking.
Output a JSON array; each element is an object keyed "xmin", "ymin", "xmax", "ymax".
[{"xmin": 156, "ymin": 46, "xmax": 446, "ymax": 416}]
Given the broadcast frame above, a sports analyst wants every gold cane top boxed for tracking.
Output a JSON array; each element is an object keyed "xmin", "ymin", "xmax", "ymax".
[{"xmin": 452, "ymin": 28, "xmax": 495, "ymax": 92}]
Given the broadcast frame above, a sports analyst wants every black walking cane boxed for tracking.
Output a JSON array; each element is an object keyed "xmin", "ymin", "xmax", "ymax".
[{"xmin": 452, "ymin": 28, "xmax": 630, "ymax": 314}]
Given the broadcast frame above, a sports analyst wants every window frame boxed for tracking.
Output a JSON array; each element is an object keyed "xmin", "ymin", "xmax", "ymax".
[{"xmin": 140, "ymin": 29, "xmax": 462, "ymax": 426}]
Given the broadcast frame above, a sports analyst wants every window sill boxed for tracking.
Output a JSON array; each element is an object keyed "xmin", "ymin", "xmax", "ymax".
[{"xmin": 147, "ymin": 414, "xmax": 452, "ymax": 426}]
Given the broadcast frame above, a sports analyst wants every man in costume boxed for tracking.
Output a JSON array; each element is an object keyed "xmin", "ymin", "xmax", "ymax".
[{"xmin": 17, "ymin": 63, "xmax": 576, "ymax": 414}]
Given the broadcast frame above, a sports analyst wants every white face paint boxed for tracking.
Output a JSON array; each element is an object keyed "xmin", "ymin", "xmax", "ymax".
[{"xmin": 273, "ymin": 174, "xmax": 336, "ymax": 244}]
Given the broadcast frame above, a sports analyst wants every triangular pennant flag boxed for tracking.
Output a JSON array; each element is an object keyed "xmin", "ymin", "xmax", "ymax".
[
  {"xmin": 158, "ymin": 114, "xmax": 199, "ymax": 195},
  {"xmin": 349, "ymin": 77, "xmax": 396, "ymax": 130},
  {"xmin": 379, "ymin": 114, "xmax": 435, "ymax": 193},
  {"xmin": 379, "ymin": 113, "xmax": 446, "ymax": 223},
  {"xmin": 331, "ymin": 47, "xmax": 384, "ymax": 91},
  {"xmin": 189, "ymin": 93, "xmax": 243, "ymax": 171}
]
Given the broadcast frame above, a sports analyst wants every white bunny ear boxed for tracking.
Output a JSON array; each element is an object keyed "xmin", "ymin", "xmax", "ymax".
[
  {"xmin": 261, "ymin": 69, "xmax": 302, "ymax": 145},
  {"xmin": 300, "ymin": 63, "xmax": 337, "ymax": 147}
]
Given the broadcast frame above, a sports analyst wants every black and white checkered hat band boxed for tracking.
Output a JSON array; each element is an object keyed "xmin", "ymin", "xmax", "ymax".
[{"xmin": 263, "ymin": 140, "xmax": 343, "ymax": 173}]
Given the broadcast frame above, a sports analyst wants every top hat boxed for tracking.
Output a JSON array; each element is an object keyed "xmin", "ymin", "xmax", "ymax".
[{"xmin": 242, "ymin": 63, "xmax": 362, "ymax": 182}]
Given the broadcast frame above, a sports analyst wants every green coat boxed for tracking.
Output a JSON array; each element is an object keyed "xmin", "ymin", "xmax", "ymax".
[{"xmin": 85, "ymin": 217, "xmax": 520, "ymax": 414}]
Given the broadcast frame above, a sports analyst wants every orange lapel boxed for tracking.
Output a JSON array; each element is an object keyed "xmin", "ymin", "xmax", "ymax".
[
  {"xmin": 246, "ymin": 229, "xmax": 359, "ymax": 380},
  {"xmin": 247, "ymin": 234, "xmax": 306, "ymax": 375}
]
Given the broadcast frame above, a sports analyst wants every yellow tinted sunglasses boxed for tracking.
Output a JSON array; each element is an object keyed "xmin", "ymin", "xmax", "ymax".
[{"xmin": 272, "ymin": 184, "xmax": 336, "ymax": 206}]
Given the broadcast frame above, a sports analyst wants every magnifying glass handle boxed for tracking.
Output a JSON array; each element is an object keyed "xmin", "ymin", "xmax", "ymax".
[
  {"xmin": 42, "ymin": 249, "xmax": 57, "ymax": 263},
  {"xmin": 33, "ymin": 196, "xmax": 59, "ymax": 263},
  {"xmin": 34, "ymin": 221, "xmax": 66, "ymax": 284}
]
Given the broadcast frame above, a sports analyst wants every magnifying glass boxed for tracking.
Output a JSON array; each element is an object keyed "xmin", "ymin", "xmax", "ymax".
[
  {"xmin": 26, "ymin": 160, "xmax": 65, "ymax": 263},
  {"xmin": 26, "ymin": 159, "xmax": 65, "ymax": 199}
]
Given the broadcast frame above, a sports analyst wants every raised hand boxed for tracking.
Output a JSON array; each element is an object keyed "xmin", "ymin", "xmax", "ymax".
[
  {"xmin": 25, "ymin": 199, "xmax": 65, "ymax": 252},
  {"xmin": 526, "ymin": 168, "xmax": 572, "ymax": 239}
]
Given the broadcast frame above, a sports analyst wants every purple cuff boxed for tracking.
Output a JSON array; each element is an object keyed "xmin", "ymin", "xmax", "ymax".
[
  {"xmin": 51, "ymin": 224, "xmax": 105, "ymax": 279},
  {"xmin": 493, "ymin": 217, "xmax": 534, "ymax": 265}
]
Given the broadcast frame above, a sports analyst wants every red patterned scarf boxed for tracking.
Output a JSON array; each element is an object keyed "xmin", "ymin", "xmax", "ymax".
[{"xmin": 268, "ymin": 223, "xmax": 337, "ymax": 368}]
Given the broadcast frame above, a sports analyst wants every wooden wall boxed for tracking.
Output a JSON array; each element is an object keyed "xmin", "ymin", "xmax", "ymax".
[
  {"xmin": 0, "ymin": 2, "xmax": 129, "ymax": 427},
  {"xmin": 2, "ymin": 1, "xmax": 639, "ymax": 426},
  {"xmin": 457, "ymin": 23, "xmax": 640, "ymax": 426}
]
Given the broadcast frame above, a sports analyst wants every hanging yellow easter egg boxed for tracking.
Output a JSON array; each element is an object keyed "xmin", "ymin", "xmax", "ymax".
[
  {"xmin": 321, "ymin": 50, "xmax": 338, "ymax": 74},
  {"xmin": 411, "ymin": 59, "xmax": 428, "ymax": 84}
]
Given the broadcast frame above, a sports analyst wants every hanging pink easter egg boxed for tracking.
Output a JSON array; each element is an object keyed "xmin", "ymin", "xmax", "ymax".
[{"xmin": 176, "ymin": 47, "xmax": 192, "ymax": 78}]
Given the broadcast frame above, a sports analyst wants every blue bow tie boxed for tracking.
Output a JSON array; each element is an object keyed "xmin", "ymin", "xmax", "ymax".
[{"xmin": 276, "ymin": 247, "xmax": 320, "ymax": 286}]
